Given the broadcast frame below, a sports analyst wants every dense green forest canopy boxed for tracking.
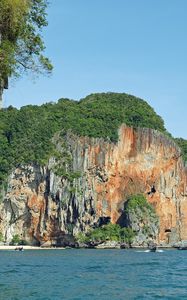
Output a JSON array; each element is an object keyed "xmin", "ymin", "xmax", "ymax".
[{"xmin": 0, "ymin": 92, "xmax": 186, "ymax": 186}]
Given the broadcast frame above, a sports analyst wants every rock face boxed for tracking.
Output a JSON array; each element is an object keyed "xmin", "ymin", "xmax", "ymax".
[
  {"xmin": 123, "ymin": 201, "xmax": 159, "ymax": 247},
  {"xmin": 0, "ymin": 125, "xmax": 186, "ymax": 246}
]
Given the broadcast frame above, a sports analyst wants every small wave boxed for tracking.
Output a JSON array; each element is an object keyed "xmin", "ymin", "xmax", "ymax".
[
  {"xmin": 137, "ymin": 249, "xmax": 164, "ymax": 253},
  {"xmin": 86, "ymin": 265, "xmax": 102, "ymax": 271},
  {"xmin": 3, "ymin": 269, "xmax": 19, "ymax": 274}
]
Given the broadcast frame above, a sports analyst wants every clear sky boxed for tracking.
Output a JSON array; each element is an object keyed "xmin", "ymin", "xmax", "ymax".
[{"xmin": 4, "ymin": 0, "xmax": 187, "ymax": 139}]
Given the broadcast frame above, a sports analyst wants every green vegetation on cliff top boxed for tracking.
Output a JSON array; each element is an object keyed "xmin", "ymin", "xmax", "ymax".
[{"xmin": 0, "ymin": 92, "xmax": 186, "ymax": 186}]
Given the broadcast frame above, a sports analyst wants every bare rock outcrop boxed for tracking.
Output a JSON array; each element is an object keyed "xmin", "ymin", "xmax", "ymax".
[{"xmin": 0, "ymin": 125, "xmax": 186, "ymax": 246}]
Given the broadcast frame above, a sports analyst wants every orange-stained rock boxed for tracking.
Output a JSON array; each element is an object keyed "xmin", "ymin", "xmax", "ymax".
[
  {"xmin": 73, "ymin": 125, "xmax": 187, "ymax": 245},
  {"xmin": 0, "ymin": 125, "xmax": 186, "ymax": 246}
]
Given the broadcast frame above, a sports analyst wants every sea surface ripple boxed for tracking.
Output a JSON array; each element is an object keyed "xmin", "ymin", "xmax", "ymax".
[{"xmin": 0, "ymin": 249, "xmax": 187, "ymax": 299}]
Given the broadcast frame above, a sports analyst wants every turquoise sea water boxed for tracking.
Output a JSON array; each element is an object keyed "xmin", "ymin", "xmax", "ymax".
[{"xmin": 0, "ymin": 249, "xmax": 187, "ymax": 300}]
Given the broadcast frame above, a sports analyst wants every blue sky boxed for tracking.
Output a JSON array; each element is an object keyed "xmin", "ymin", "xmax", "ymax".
[{"xmin": 4, "ymin": 0, "xmax": 187, "ymax": 139}]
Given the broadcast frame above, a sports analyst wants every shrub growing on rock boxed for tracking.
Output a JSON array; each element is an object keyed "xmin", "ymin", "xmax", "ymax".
[
  {"xmin": 125, "ymin": 194, "xmax": 155, "ymax": 213},
  {"xmin": 124, "ymin": 194, "xmax": 159, "ymax": 246},
  {"xmin": 11, "ymin": 234, "xmax": 20, "ymax": 245},
  {"xmin": 76, "ymin": 223, "xmax": 136, "ymax": 245}
]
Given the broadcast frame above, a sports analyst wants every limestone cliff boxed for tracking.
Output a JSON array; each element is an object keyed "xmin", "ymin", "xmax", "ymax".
[{"xmin": 0, "ymin": 125, "xmax": 186, "ymax": 246}]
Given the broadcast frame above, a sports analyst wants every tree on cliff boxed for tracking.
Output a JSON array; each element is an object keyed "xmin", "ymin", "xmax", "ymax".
[
  {"xmin": 175, "ymin": 138, "xmax": 187, "ymax": 163},
  {"xmin": 0, "ymin": 0, "xmax": 53, "ymax": 108}
]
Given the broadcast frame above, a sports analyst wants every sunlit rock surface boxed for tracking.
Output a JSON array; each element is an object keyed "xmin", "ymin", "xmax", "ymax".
[{"xmin": 0, "ymin": 125, "xmax": 186, "ymax": 246}]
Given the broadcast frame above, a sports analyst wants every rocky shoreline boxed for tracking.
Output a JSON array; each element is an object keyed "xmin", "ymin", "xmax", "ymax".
[
  {"xmin": 0, "ymin": 245, "xmax": 181, "ymax": 251},
  {"xmin": 1, "ymin": 238, "xmax": 184, "ymax": 250},
  {"xmin": 0, "ymin": 245, "xmax": 66, "ymax": 250}
]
